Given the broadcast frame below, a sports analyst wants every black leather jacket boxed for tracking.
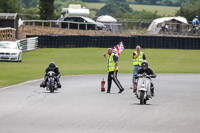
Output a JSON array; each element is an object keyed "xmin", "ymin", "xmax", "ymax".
[
  {"xmin": 137, "ymin": 68, "xmax": 156, "ymax": 78},
  {"xmin": 45, "ymin": 66, "xmax": 61, "ymax": 77}
]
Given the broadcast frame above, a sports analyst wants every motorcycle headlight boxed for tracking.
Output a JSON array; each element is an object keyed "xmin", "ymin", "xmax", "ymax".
[{"xmin": 11, "ymin": 53, "xmax": 18, "ymax": 55}]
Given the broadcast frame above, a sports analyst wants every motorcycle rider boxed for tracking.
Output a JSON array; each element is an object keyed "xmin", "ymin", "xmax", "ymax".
[
  {"xmin": 192, "ymin": 16, "xmax": 200, "ymax": 25},
  {"xmin": 40, "ymin": 62, "xmax": 62, "ymax": 88},
  {"xmin": 161, "ymin": 20, "xmax": 169, "ymax": 33},
  {"xmin": 135, "ymin": 61, "xmax": 156, "ymax": 96},
  {"xmin": 192, "ymin": 16, "xmax": 200, "ymax": 33}
]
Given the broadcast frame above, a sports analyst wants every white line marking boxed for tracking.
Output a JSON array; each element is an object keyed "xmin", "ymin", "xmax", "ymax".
[
  {"xmin": 0, "ymin": 78, "xmax": 42, "ymax": 91},
  {"xmin": 0, "ymin": 74, "xmax": 93, "ymax": 91}
]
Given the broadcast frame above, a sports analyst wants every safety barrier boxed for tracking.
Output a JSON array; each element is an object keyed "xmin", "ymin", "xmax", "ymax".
[
  {"xmin": 18, "ymin": 37, "xmax": 38, "ymax": 51},
  {"xmin": 26, "ymin": 35, "xmax": 200, "ymax": 49},
  {"xmin": 0, "ymin": 27, "xmax": 16, "ymax": 41}
]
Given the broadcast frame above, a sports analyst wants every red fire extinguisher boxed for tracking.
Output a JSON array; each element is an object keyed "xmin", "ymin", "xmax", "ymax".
[
  {"xmin": 101, "ymin": 78, "xmax": 105, "ymax": 92},
  {"xmin": 133, "ymin": 81, "xmax": 137, "ymax": 92}
]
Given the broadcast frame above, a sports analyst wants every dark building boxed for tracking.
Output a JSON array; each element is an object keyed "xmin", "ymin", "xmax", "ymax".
[{"xmin": 0, "ymin": 13, "xmax": 19, "ymax": 39}]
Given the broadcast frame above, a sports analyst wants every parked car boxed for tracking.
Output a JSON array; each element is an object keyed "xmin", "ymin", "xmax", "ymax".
[
  {"xmin": 0, "ymin": 41, "xmax": 22, "ymax": 62},
  {"xmin": 60, "ymin": 16, "xmax": 106, "ymax": 30}
]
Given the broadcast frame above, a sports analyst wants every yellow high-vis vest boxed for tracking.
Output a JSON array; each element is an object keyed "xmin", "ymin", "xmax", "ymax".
[
  {"xmin": 133, "ymin": 51, "xmax": 144, "ymax": 66},
  {"xmin": 107, "ymin": 53, "xmax": 118, "ymax": 72}
]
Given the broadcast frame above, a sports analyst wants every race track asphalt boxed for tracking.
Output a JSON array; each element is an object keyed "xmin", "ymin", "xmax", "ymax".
[{"xmin": 0, "ymin": 74, "xmax": 200, "ymax": 133}]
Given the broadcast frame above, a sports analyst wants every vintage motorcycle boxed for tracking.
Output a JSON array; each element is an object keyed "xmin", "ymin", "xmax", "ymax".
[
  {"xmin": 46, "ymin": 71, "xmax": 58, "ymax": 93},
  {"xmin": 135, "ymin": 73, "xmax": 156, "ymax": 105}
]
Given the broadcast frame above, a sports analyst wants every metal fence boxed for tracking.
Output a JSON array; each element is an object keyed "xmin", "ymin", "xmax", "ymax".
[
  {"xmin": 118, "ymin": 20, "xmax": 151, "ymax": 30},
  {"xmin": 22, "ymin": 20, "xmax": 200, "ymax": 36},
  {"xmin": 152, "ymin": 23, "xmax": 200, "ymax": 36},
  {"xmin": 23, "ymin": 20, "xmax": 122, "ymax": 31},
  {"xmin": 119, "ymin": 20, "xmax": 200, "ymax": 36},
  {"xmin": 23, "ymin": 19, "xmax": 149, "ymax": 31}
]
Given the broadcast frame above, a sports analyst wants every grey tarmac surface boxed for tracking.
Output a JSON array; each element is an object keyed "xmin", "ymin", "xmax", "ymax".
[{"xmin": 0, "ymin": 74, "xmax": 200, "ymax": 133}]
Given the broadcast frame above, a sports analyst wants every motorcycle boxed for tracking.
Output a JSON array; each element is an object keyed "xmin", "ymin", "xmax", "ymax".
[
  {"xmin": 46, "ymin": 71, "xmax": 58, "ymax": 93},
  {"xmin": 135, "ymin": 73, "xmax": 156, "ymax": 105},
  {"xmin": 187, "ymin": 25, "xmax": 200, "ymax": 35}
]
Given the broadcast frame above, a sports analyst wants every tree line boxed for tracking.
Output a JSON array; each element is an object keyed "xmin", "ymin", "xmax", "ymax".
[
  {"xmin": 83, "ymin": 0, "xmax": 183, "ymax": 6},
  {"xmin": 0, "ymin": 0, "xmax": 199, "ymax": 22}
]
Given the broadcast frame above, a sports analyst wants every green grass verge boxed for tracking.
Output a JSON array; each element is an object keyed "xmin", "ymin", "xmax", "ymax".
[
  {"xmin": 85, "ymin": 3, "xmax": 180, "ymax": 16},
  {"xmin": 129, "ymin": 4, "xmax": 180, "ymax": 16},
  {"xmin": 85, "ymin": 2, "xmax": 105, "ymax": 10},
  {"xmin": 0, "ymin": 48, "xmax": 200, "ymax": 88}
]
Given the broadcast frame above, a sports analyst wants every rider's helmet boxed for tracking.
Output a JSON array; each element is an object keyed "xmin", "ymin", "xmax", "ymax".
[
  {"xmin": 196, "ymin": 16, "xmax": 199, "ymax": 18},
  {"xmin": 141, "ymin": 61, "xmax": 148, "ymax": 70},
  {"xmin": 49, "ymin": 62, "xmax": 56, "ymax": 71}
]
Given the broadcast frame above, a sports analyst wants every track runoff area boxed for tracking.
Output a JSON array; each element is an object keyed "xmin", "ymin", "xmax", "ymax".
[{"xmin": 0, "ymin": 74, "xmax": 200, "ymax": 133}]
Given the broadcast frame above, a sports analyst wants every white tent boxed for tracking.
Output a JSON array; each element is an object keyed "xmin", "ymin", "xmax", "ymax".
[
  {"xmin": 97, "ymin": 15, "xmax": 117, "ymax": 23},
  {"xmin": 148, "ymin": 17, "xmax": 188, "ymax": 34},
  {"xmin": 96, "ymin": 15, "xmax": 118, "ymax": 32}
]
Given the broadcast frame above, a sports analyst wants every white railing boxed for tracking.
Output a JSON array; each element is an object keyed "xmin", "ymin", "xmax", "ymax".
[
  {"xmin": 22, "ymin": 20, "xmax": 200, "ymax": 36},
  {"xmin": 23, "ymin": 20, "xmax": 122, "ymax": 31}
]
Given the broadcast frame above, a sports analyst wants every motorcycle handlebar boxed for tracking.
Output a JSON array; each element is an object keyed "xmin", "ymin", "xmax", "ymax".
[
  {"xmin": 47, "ymin": 73, "xmax": 56, "ymax": 77},
  {"xmin": 151, "ymin": 75, "xmax": 156, "ymax": 78},
  {"xmin": 135, "ymin": 74, "xmax": 156, "ymax": 78}
]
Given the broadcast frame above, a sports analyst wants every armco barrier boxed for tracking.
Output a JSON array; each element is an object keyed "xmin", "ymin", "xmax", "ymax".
[
  {"xmin": 26, "ymin": 35, "xmax": 200, "ymax": 49},
  {"xmin": 18, "ymin": 37, "xmax": 38, "ymax": 51}
]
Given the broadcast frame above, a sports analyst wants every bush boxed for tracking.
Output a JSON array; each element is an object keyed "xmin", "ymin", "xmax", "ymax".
[
  {"xmin": 96, "ymin": 0, "xmax": 132, "ymax": 18},
  {"xmin": 20, "ymin": 8, "xmax": 40, "ymax": 20},
  {"xmin": 176, "ymin": 0, "xmax": 200, "ymax": 21}
]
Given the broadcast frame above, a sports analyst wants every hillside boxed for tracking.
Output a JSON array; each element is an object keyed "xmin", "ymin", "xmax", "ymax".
[{"xmin": 85, "ymin": 3, "xmax": 180, "ymax": 16}]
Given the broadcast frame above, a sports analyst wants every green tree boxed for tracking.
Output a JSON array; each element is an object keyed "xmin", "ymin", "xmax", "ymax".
[
  {"xmin": 134, "ymin": 0, "xmax": 159, "ymax": 5},
  {"xmin": 39, "ymin": 0, "xmax": 54, "ymax": 20},
  {"xmin": 82, "ymin": 0, "xmax": 102, "ymax": 2},
  {"xmin": 0, "ymin": 0, "xmax": 21, "ymax": 13},
  {"xmin": 134, "ymin": 0, "xmax": 182, "ymax": 6},
  {"xmin": 122, "ymin": 10, "xmax": 162, "ymax": 20},
  {"xmin": 96, "ymin": 0, "xmax": 132, "ymax": 18},
  {"xmin": 21, "ymin": 0, "xmax": 39, "ymax": 8},
  {"xmin": 20, "ymin": 8, "xmax": 40, "ymax": 20},
  {"xmin": 176, "ymin": 0, "xmax": 200, "ymax": 21}
]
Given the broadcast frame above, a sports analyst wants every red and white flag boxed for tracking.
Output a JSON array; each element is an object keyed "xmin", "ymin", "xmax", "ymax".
[{"xmin": 113, "ymin": 41, "xmax": 124, "ymax": 56}]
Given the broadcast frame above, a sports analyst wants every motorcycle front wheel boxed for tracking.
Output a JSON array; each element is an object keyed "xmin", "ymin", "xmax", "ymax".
[
  {"xmin": 140, "ymin": 91, "xmax": 145, "ymax": 105},
  {"xmin": 49, "ymin": 79, "xmax": 54, "ymax": 93},
  {"xmin": 50, "ymin": 86, "xmax": 54, "ymax": 93}
]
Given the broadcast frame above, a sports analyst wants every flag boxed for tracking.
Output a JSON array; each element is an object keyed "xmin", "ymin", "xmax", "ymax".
[{"xmin": 113, "ymin": 41, "xmax": 124, "ymax": 56}]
